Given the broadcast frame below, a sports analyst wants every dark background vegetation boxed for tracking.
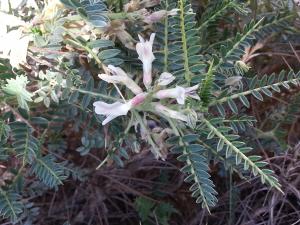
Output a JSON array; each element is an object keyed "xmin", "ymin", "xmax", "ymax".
[
  {"xmin": 1, "ymin": 0, "xmax": 300, "ymax": 225},
  {"xmin": 29, "ymin": 8, "xmax": 300, "ymax": 225}
]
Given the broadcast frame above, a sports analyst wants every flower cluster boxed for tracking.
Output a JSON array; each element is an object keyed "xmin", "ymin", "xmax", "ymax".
[
  {"xmin": 93, "ymin": 33, "xmax": 200, "ymax": 125},
  {"xmin": 3, "ymin": 75, "xmax": 33, "ymax": 111}
]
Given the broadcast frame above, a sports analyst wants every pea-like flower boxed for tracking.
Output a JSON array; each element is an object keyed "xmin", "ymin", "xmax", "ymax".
[
  {"xmin": 93, "ymin": 93, "xmax": 147, "ymax": 125},
  {"xmin": 98, "ymin": 65, "xmax": 143, "ymax": 95},
  {"xmin": 136, "ymin": 33, "xmax": 155, "ymax": 89},
  {"xmin": 157, "ymin": 72, "xmax": 175, "ymax": 86},
  {"xmin": 93, "ymin": 33, "xmax": 202, "ymax": 128},
  {"xmin": 154, "ymin": 84, "xmax": 200, "ymax": 104},
  {"xmin": 154, "ymin": 103, "xmax": 188, "ymax": 122}
]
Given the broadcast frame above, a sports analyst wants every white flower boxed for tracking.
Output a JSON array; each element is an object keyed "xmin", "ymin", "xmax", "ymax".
[
  {"xmin": 154, "ymin": 103, "xmax": 188, "ymax": 122},
  {"xmin": 3, "ymin": 75, "xmax": 33, "ymax": 110},
  {"xmin": 157, "ymin": 72, "xmax": 175, "ymax": 86},
  {"xmin": 98, "ymin": 65, "xmax": 143, "ymax": 95},
  {"xmin": 0, "ymin": 13, "xmax": 30, "ymax": 68},
  {"xmin": 154, "ymin": 84, "xmax": 200, "ymax": 104},
  {"xmin": 94, "ymin": 101, "xmax": 132, "ymax": 125},
  {"xmin": 93, "ymin": 93, "xmax": 147, "ymax": 125},
  {"xmin": 136, "ymin": 33, "xmax": 155, "ymax": 89}
]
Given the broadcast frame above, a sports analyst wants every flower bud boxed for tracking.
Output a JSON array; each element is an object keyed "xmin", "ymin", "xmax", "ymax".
[{"xmin": 136, "ymin": 33, "xmax": 156, "ymax": 89}]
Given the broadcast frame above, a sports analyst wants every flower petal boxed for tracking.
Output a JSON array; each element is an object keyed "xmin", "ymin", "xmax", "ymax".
[
  {"xmin": 157, "ymin": 72, "xmax": 175, "ymax": 86},
  {"xmin": 185, "ymin": 84, "xmax": 199, "ymax": 93},
  {"xmin": 93, "ymin": 99, "xmax": 135, "ymax": 125},
  {"xmin": 155, "ymin": 86, "xmax": 185, "ymax": 104},
  {"xmin": 99, "ymin": 65, "xmax": 143, "ymax": 95},
  {"xmin": 154, "ymin": 103, "xmax": 188, "ymax": 122},
  {"xmin": 136, "ymin": 33, "xmax": 156, "ymax": 89},
  {"xmin": 93, "ymin": 101, "xmax": 124, "ymax": 115},
  {"xmin": 102, "ymin": 114, "xmax": 119, "ymax": 125},
  {"xmin": 108, "ymin": 65, "xmax": 128, "ymax": 77},
  {"xmin": 149, "ymin": 33, "xmax": 156, "ymax": 45},
  {"xmin": 130, "ymin": 92, "xmax": 147, "ymax": 106},
  {"xmin": 185, "ymin": 85, "xmax": 200, "ymax": 101},
  {"xmin": 98, "ymin": 74, "xmax": 125, "ymax": 83},
  {"xmin": 138, "ymin": 34, "xmax": 145, "ymax": 43}
]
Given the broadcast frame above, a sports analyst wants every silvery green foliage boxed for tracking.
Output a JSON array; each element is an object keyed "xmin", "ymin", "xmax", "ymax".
[
  {"xmin": 0, "ymin": 0, "xmax": 298, "ymax": 222},
  {"xmin": 60, "ymin": 0, "xmax": 109, "ymax": 27},
  {"xmin": 152, "ymin": 0, "xmax": 296, "ymax": 210},
  {"xmin": 2, "ymin": 76, "xmax": 33, "ymax": 111}
]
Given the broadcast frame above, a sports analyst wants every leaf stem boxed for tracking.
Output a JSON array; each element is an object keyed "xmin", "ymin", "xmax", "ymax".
[
  {"xmin": 209, "ymin": 77, "xmax": 300, "ymax": 107},
  {"xmin": 202, "ymin": 117, "xmax": 282, "ymax": 193}
]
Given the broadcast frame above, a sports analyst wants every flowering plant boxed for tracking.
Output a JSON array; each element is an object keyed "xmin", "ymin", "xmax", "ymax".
[
  {"xmin": 94, "ymin": 33, "xmax": 199, "ymax": 128},
  {"xmin": 0, "ymin": 0, "xmax": 297, "ymax": 223}
]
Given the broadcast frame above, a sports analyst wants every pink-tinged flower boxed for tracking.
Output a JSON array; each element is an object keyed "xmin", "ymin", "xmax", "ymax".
[
  {"xmin": 154, "ymin": 84, "xmax": 200, "ymax": 105},
  {"xmin": 98, "ymin": 65, "xmax": 143, "ymax": 95},
  {"xmin": 185, "ymin": 85, "xmax": 200, "ymax": 100},
  {"xmin": 130, "ymin": 92, "xmax": 148, "ymax": 106},
  {"xmin": 136, "ymin": 33, "xmax": 155, "ymax": 89},
  {"xmin": 157, "ymin": 72, "xmax": 175, "ymax": 86},
  {"xmin": 154, "ymin": 103, "xmax": 188, "ymax": 122},
  {"xmin": 93, "ymin": 93, "xmax": 147, "ymax": 125},
  {"xmin": 144, "ymin": 9, "xmax": 179, "ymax": 24}
]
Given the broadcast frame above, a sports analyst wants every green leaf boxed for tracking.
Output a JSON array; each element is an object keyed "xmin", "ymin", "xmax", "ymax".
[
  {"xmin": 31, "ymin": 155, "xmax": 67, "ymax": 188},
  {"xmin": 202, "ymin": 118, "xmax": 282, "ymax": 192},
  {"xmin": 251, "ymin": 90, "xmax": 263, "ymax": 101},
  {"xmin": 239, "ymin": 95, "xmax": 250, "ymax": 108},
  {"xmin": 88, "ymin": 39, "xmax": 114, "ymax": 48},
  {"xmin": 182, "ymin": 134, "xmax": 200, "ymax": 143},
  {"xmin": 0, "ymin": 189, "xmax": 23, "ymax": 223},
  {"xmin": 228, "ymin": 99, "xmax": 238, "ymax": 114},
  {"xmin": 98, "ymin": 49, "xmax": 121, "ymax": 60}
]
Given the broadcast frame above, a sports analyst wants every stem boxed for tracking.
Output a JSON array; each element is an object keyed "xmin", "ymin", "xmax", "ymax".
[
  {"xmin": 106, "ymin": 12, "xmax": 142, "ymax": 20},
  {"xmin": 72, "ymin": 88, "xmax": 119, "ymax": 101},
  {"xmin": 132, "ymin": 110, "xmax": 162, "ymax": 158},
  {"xmin": 163, "ymin": 0, "xmax": 169, "ymax": 72},
  {"xmin": 202, "ymin": 117, "xmax": 282, "ymax": 193},
  {"xmin": 209, "ymin": 78, "xmax": 300, "ymax": 107},
  {"xmin": 65, "ymin": 33, "xmax": 126, "ymax": 102},
  {"xmin": 213, "ymin": 19, "xmax": 263, "ymax": 72},
  {"xmin": 178, "ymin": 0, "xmax": 191, "ymax": 83},
  {"xmin": 167, "ymin": 118, "xmax": 211, "ymax": 212},
  {"xmin": 198, "ymin": 1, "xmax": 233, "ymax": 31}
]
